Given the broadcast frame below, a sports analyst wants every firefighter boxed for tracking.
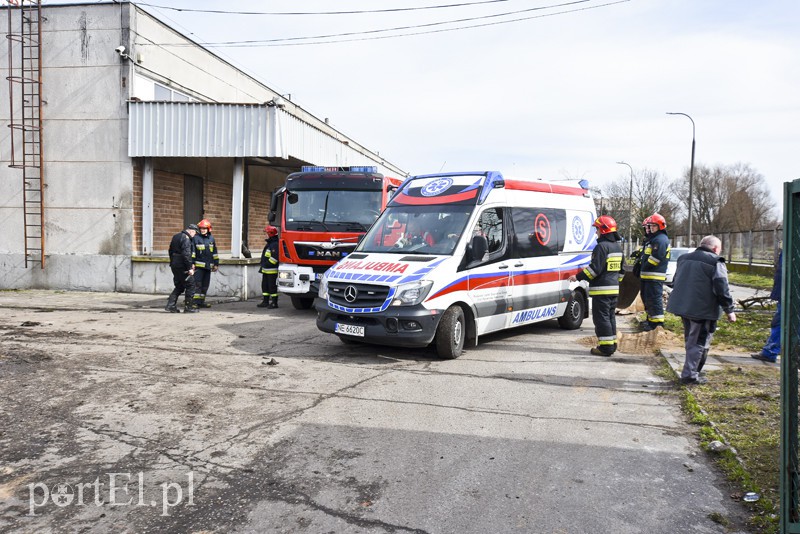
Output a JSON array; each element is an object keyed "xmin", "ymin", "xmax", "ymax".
[
  {"xmin": 570, "ymin": 215, "xmax": 624, "ymax": 356},
  {"xmin": 192, "ymin": 219, "xmax": 219, "ymax": 309},
  {"xmin": 165, "ymin": 224, "xmax": 198, "ymax": 313},
  {"xmin": 639, "ymin": 213, "xmax": 671, "ymax": 331},
  {"xmin": 258, "ymin": 225, "xmax": 280, "ymax": 308}
]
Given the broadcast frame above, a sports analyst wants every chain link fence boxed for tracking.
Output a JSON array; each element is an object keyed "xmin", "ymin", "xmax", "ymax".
[{"xmin": 672, "ymin": 228, "xmax": 782, "ymax": 265}]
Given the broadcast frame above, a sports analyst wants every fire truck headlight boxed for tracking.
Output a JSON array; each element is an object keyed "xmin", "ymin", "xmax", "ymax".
[
  {"xmin": 392, "ymin": 280, "xmax": 433, "ymax": 306},
  {"xmin": 278, "ymin": 271, "xmax": 294, "ymax": 286}
]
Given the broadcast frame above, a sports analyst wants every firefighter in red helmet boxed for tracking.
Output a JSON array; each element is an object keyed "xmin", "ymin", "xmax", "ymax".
[
  {"xmin": 639, "ymin": 213, "xmax": 670, "ymax": 331},
  {"xmin": 192, "ymin": 219, "xmax": 219, "ymax": 309},
  {"xmin": 570, "ymin": 215, "xmax": 624, "ymax": 356},
  {"xmin": 258, "ymin": 225, "xmax": 280, "ymax": 308}
]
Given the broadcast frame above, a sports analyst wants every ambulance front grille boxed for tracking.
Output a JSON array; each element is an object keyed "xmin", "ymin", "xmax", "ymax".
[{"xmin": 328, "ymin": 282, "xmax": 390, "ymax": 308}]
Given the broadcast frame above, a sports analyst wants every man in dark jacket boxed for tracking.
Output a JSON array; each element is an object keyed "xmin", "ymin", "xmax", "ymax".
[
  {"xmin": 666, "ymin": 235, "xmax": 737, "ymax": 384},
  {"xmin": 165, "ymin": 224, "xmax": 198, "ymax": 313},
  {"xmin": 570, "ymin": 215, "xmax": 624, "ymax": 356},
  {"xmin": 639, "ymin": 213, "xmax": 671, "ymax": 331},
  {"xmin": 258, "ymin": 225, "xmax": 280, "ymax": 308}
]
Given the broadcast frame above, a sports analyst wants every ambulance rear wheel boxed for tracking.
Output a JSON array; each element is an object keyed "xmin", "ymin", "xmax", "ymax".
[
  {"xmin": 436, "ymin": 305, "xmax": 465, "ymax": 359},
  {"xmin": 291, "ymin": 296, "xmax": 314, "ymax": 310},
  {"xmin": 558, "ymin": 291, "xmax": 585, "ymax": 330}
]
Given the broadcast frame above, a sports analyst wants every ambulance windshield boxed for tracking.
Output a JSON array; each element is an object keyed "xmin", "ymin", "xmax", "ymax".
[{"xmin": 356, "ymin": 205, "xmax": 472, "ymax": 255}]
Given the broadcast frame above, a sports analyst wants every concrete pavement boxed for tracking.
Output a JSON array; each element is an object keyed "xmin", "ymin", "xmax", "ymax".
[{"xmin": 0, "ymin": 289, "xmax": 755, "ymax": 533}]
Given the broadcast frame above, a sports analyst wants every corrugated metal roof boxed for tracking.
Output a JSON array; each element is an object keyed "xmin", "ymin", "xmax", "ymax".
[
  {"xmin": 128, "ymin": 101, "xmax": 405, "ymax": 177},
  {"xmin": 128, "ymin": 101, "xmax": 279, "ymax": 158}
]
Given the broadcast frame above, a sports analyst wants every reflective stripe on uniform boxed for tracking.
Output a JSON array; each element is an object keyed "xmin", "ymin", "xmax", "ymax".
[
  {"xmin": 647, "ymin": 256, "xmax": 661, "ymax": 266},
  {"xmin": 646, "ymin": 314, "xmax": 665, "ymax": 323},
  {"xmin": 598, "ymin": 336, "xmax": 617, "ymax": 346},
  {"xmin": 640, "ymin": 272, "xmax": 667, "ymax": 281},
  {"xmin": 583, "ymin": 266, "xmax": 597, "ymax": 279},
  {"xmin": 588, "ymin": 286, "xmax": 619, "ymax": 296}
]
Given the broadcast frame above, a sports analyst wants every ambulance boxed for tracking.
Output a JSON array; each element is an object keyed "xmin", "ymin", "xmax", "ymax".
[{"xmin": 315, "ymin": 171, "xmax": 597, "ymax": 359}]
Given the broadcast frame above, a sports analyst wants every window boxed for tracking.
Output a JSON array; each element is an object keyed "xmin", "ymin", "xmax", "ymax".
[
  {"xmin": 510, "ymin": 208, "xmax": 566, "ymax": 258},
  {"xmin": 184, "ymin": 175, "xmax": 204, "ymax": 228},
  {"xmin": 476, "ymin": 208, "xmax": 504, "ymax": 255}
]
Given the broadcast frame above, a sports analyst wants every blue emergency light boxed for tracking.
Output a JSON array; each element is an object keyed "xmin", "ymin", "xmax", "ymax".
[{"xmin": 300, "ymin": 166, "xmax": 377, "ymax": 173}]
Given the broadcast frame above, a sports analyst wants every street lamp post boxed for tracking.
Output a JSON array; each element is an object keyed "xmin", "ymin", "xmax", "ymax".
[
  {"xmin": 616, "ymin": 161, "xmax": 634, "ymax": 255},
  {"xmin": 666, "ymin": 112, "xmax": 696, "ymax": 246}
]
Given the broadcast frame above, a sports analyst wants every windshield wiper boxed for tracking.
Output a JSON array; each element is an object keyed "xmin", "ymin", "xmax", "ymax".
[
  {"xmin": 290, "ymin": 220, "xmax": 330, "ymax": 231},
  {"xmin": 337, "ymin": 221, "xmax": 367, "ymax": 231}
]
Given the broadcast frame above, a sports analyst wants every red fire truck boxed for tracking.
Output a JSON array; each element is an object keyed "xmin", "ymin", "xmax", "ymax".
[{"xmin": 269, "ymin": 166, "xmax": 404, "ymax": 309}]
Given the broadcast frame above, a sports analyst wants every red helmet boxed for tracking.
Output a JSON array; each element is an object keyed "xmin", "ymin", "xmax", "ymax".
[
  {"xmin": 592, "ymin": 215, "xmax": 618, "ymax": 235},
  {"xmin": 647, "ymin": 213, "xmax": 667, "ymax": 230},
  {"xmin": 265, "ymin": 225, "xmax": 278, "ymax": 237},
  {"xmin": 198, "ymin": 219, "xmax": 212, "ymax": 230}
]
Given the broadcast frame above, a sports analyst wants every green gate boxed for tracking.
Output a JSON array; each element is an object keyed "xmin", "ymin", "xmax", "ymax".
[{"xmin": 781, "ymin": 178, "xmax": 800, "ymax": 532}]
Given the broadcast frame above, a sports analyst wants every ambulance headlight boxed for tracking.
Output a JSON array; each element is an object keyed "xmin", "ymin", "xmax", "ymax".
[
  {"xmin": 392, "ymin": 280, "xmax": 433, "ymax": 306},
  {"xmin": 318, "ymin": 275, "xmax": 329, "ymax": 299}
]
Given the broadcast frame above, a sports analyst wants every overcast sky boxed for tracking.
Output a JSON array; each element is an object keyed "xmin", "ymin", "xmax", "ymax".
[{"xmin": 87, "ymin": 1, "xmax": 800, "ymax": 210}]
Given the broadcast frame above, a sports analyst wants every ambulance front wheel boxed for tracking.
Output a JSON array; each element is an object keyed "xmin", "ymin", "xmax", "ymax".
[
  {"xmin": 436, "ymin": 305, "xmax": 465, "ymax": 359},
  {"xmin": 558, "ymin": 290, "xmax": 585, "ymax": 330}
]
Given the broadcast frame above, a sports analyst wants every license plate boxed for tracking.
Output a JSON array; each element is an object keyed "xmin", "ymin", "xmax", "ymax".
[{"xmin": 335, "ymin": 323, "xmax": 365, "ymax": 337}]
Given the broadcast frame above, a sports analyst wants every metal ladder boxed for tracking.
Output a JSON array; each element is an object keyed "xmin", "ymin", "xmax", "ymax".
[{"xmin": 6, "ymin": 0, "xmax": 44, "ymax": 268}]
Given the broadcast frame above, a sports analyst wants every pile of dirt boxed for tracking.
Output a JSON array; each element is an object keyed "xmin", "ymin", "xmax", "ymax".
[{"xmin": 579, "ymin": 326, "xmax": 683, "ymax": 355}]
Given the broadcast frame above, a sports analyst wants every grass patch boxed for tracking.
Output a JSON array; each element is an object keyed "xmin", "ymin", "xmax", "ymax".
[
  {"xmin": 660, "ymin": 315, "xmax": 780, "ymax": 532},
  {"xmin": 728, "ymin": 272, "xmax": 774, "ymax": 291},
  {"xmin": 689, "ymin": 366, "xmax": 780, "ymax": 533},
  {"xmin": 664, "ymin": 310, "xmax": 772, "ymax": 354}
]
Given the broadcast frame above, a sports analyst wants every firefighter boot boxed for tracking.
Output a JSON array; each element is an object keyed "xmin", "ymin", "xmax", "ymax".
[
  {"xmin": 198, "ymin": 297, "xmax": 212, "ymax": 308},
  {"xmin": 257, "ymin": 297, "xmax": 270, "ymax": 308},
  {"xmin": 268, "ymin": 296, "xmax": 279, "ymax": 309},
  {"xmin": 165, "ymin": 292, "xmax": 180, "ymax": 313},
  {"xmin": 184, "ymin": 301, "xmax": 199, "ymax": 313}
]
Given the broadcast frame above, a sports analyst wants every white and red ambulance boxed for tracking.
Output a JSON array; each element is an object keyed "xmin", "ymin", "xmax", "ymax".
[{"xmin": 315, "ymin": 171, "xmax": 597, "ymax": 358}]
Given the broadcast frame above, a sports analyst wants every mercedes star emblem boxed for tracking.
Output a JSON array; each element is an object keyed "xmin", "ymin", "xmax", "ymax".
[{"xmin": 344, "ymin": 285, "xmax": 358, "ymax": 303}]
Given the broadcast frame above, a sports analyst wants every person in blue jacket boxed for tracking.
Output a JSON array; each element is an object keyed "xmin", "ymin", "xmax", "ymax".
[{"xmin": 752, "ymin": 249, "xmax": 782, "ymax": 362}]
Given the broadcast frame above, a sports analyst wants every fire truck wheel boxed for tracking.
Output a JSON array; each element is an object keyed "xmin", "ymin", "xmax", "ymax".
[
  {"xmin": 436, "ymin": 305, "xmax": 465, "ymax": 359},
  {"xmin": 290, "ymin": 296, "xmax": 315, "ymax": 310}
]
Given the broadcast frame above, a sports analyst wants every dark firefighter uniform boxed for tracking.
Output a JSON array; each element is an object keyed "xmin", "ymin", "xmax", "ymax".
[
  {"xmin": 576, "ymin": 216, "xmax": 623, "ymax": 356},
  {"xmin": 166, "ymin": 225, "xmax": 197, "ymax": 313},
  {"xmin": 192, "ymin": 225, "xmax": 219, "ymax": 308},
  {"xmin": 259, "ymin": 226, "xmax": 280, "ymax": 308},
  {"xmin": 639, "ymin": 218, "xmax": 671, "ymax": 331}
]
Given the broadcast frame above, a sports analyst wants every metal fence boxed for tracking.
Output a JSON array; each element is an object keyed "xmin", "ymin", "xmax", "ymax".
[
  {"xmin": 672, "ymin": 229, "xmax": 782, "ymax": 265},
  {"xmin": 781, "ymin": 179, "xmax": 800, "ymax": 532}
]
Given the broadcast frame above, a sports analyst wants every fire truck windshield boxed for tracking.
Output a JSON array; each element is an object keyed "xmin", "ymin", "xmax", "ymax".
[{"xmin": 284, "ymin": 190, "xmax": 383, "ymax": 231}]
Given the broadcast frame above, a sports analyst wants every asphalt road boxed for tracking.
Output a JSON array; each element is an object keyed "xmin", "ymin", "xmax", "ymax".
[{"xmin": 0, "ymin": 290, "xmax": 751, "ymax": 533}]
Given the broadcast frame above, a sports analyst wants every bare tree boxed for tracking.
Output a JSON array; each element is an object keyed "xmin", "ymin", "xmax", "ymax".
[
  {"xmin": 672, "ymin": 162, "xmax": 776, "ymax": 234},
  {"xmin": 597, "ymin": 168, "xmax": 679, "ymax": 242}
]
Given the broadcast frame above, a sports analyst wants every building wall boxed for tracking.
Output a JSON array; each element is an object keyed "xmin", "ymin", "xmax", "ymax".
[{"xmin": 0, "ymin": 3, "xmax": 401, "ymax": 295}]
